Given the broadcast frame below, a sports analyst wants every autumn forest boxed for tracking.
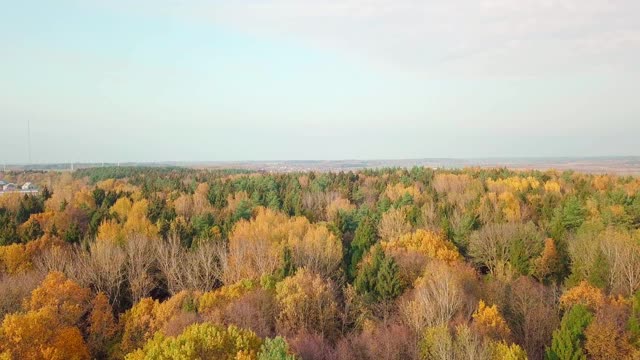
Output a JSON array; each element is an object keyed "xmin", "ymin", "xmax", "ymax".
[{"xmin": 1, "ymin": 166, "xmax": 640, "ymax": 360}]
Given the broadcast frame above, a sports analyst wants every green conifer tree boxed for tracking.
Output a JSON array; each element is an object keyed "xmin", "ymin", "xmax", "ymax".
[
  {"xmin": 348, "ymin": 215, "xmax": 377, "ymax": 279},
  {"xmin": 546, "ymin": 304, "xmax": 592, "ymax": 360}
]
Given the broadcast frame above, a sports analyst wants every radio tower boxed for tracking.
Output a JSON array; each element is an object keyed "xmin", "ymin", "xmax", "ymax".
[{"xmin": 27, "ymin": 120, "xmax": 32, "ymax": 165}]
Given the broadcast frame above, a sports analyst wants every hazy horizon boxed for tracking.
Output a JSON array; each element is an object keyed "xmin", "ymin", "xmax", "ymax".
[{"xmin": 2, "ymin": 1, "xmax": 639, "ymax": 163}]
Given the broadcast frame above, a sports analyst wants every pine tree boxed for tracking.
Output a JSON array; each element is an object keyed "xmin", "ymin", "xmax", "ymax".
[
  {"xmin": 354, "ymin": 246, "xmax": 403, "ymax": 302},
  {"xmin": 375, "ymin": 256, "xmax": 403, "ymax": 301},
  {"xmin": 562, "ymin": 196, "xmax": 586, "ymax": 231},
  {"xmin": 628, "ymin": 290, "xmax": 640, "ymax": 346},
  {"xmin": 587, "ymin": 251, "xmax": 610, "ymax": 289},
  {"xmin": 546, "ymin": 304, "xmax": 592, "ymax": 360},
  {"xmin": 348, "ymin": 215, "xmax": 377, "ymax": 279},
  {"xmin": 276, "ymin": 246, "xmax": 296, "ymax": 280},
  {"xmin": 64, "ymin": 223, "xmax": 82, "ymax": 244},
  {"xmin": 354, "ymin": 246, "xmax": 383, "ymax": 299}
]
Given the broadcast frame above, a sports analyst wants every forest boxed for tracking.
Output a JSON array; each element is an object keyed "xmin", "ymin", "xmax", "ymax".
[{"xmin": 0, "ymin": 166, "xmax": 639, "ymax": 360}]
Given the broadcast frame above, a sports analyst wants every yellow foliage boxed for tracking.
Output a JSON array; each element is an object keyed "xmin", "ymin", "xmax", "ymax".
[
  {"xmin": 560, "ymin": 281, "xmax": 606, "ymax": 310},
  {"xmin": 72, "ymin": 189, "xmax": 95, "ymax": 209},
  {"xmin": 544, "ymin": 180, "xmax": 561, "ymax": 193},
  {"xmin": 378, "ymin": 206, "xmax": 413, "ymax": 241},
  {"xmin": 593, "ymin": 175, "xmax": 612, "ymax": 191},
  {"xmin": 487, "ymin": 176, "xmax": 539, "ymax": 193},
  {"xmin": 96, "ymin": 219, "xmax": 124, "ymax": 244},
  {"xmin": 472, "ymin": 300, "xmax": 511, "ymax": 340},
  {"xmin": 325, "ymin": 197, "xmax": 355, "ymax": 222},
  {"xmin": 384, "ymin": 183, "xmax": 422, "ymax": 202},
  {"xmin": 623, "ymin": 180, "xmax": 640, "ymax": 197},
  {"xmin": 287, "ymin": 225, "xmax": 343, "ymax": 277},
  {"xmin": 585, "ymin": 317, "xmax": 633, "ymax": 359},
  {"xmin": 25, "ymin": 271, "xmax": 92, "ymax": 325},
  {"xmin": 382, "ymin": 229, "xmax": 460, "ymax": 264},
  {"xmin": 125, "ymin": 323, "xmax": 262, "ymax": 360},
  {"xmin": 29, "ymin": 211, "xmax": 57, "ymax": 234},
  {"xmin": 226, "ymin": 208, "xmax": 342, "ymax": 282},
  {"xmin": 173, "ymin": 194, "xmax": 194, "ymax": 219},
  {"xmin": 0, "ymin": 243, "xmax": 31, "ymax": 274},
  {"xmin": 88, "ymin": 293, "xmax": 117, "ymax": 355},
  {"xmin": 490, "ymin": 341, "xmax": 527, "ymax": 360},
  {"xmin": 111, "ymin": 197, "xmax": 133, "ymax": 220},
  {"xmin": 0, "ymin": 272, "xmax": 92, "ymax": 360},
  {"xmin": 197, "ymin": 280, "xmax": 256, "ymax": 315},
  {"xmin": 120, "ymin": 291, "xmax": 194, "ymax": 353},
  {"xmin": 226, "ymin": 191, "xmax": 250, "ymax": 214},
  {"xmin": 96, "ymin": 178, "xmax": 116, "ymax": 191},
  {"xmin": 532, "ymin": 238, "xmax": 560, "ymax": 281},
  {"xmin": 123, "ymin": 200, "xmax": 158, "ymax": 239},
  {"xmin": 498, "ymin": 191, "xmax": 521, "ymax": 222},
  {"xmin": 0, "ymin": 193, "xmax": 21, "ymax": 212},
  {"xmin": 432, "ymin": 173, "xmax": 474, "ymax": 194},
  {"xmin": 275, "ymin": 268, "xmax": 338, "ymax": 338},
  {"xmin": 0, "ymin": 235, "xmax": 65, "ymax": 274},
  {"xmin": 0, "ymin": 307, "xmax": 90, "ymax": 360}
]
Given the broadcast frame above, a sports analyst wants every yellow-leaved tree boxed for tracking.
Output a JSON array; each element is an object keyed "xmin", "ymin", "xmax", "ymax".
[
  {"xmin": 125, "ymin": 323, "xmax": 262, "ymax": 360},
  {"xmin": 0, "ymin": 272, "xmax": 91, "ymax": 360},
  {"xmin": 472, "ymin": 300, "xmax": 511, "ymax": 341},
  {"xmin": 382, "ymin": 228, "xmax": 460, "ymax": 284},
  {"xmin": 225, "ymin": 208, "xmax": 342, "ymax": 283},
  {"xmin": 275, "ymin": 268, "xmax": 338, "ymax": 339},
  {"xmin": 560, "ymin": 281, "xmax": 606, "ymax": 311}
]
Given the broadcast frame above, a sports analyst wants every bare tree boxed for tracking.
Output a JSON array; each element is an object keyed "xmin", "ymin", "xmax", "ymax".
[
  {"xmin": 126, "ymin": 236, "xmax": 156, "ymax": 303},
  {"xmin": 600, "ymin": 229, "xmax": 640, "ymax": 296},
  {"xmin": 33, "ymin": 245, "xmax": 76, "ymax": 278},
  {"xmin": 184, "ymin": 240, "xmax": 225, "ymax": 292},
  {"xmin": 0, "ymin": 271, "xmax": 45, "ymax": 319},
  {"xmin": 154, "ymin": 233, "xmax": 189, "ymax": 294},
  {"xmin": 402, "ymin": 262, "xmax": 477, "ymax": 333},
  {"xmin": 80, "ymin": 241, "xmax": 127, "ymax": 306}
]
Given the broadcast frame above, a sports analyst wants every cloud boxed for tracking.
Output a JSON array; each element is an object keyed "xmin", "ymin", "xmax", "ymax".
[
  {"xmin": 200, "ymin": 0, "xmax": 640, "ymax": 76},
  {"xmin": 87, "ymin": 0, "xmax": 640, "ymax": 77}
]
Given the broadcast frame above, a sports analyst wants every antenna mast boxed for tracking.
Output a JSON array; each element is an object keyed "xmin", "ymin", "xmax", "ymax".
[{"xmin": 27, "ymin": 120, "xmax": 32, "ymax": 164}]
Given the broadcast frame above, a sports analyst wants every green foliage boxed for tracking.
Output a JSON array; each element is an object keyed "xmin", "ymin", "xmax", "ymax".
[
  {"xmin": 451, "ymin": 212, "xmax": 478, "ymax": 255},
  {"xmin": 233, "ymin": 199, "xmax": 254, "ymax": 223},
  {"xmin": 21, "ymin": 220, "xmax": 43, "ymax": 242},
  {"xmin": 276, "ymin": 245, "xmax": 296, "ymax": 280},
  {"xmin": 125, "ymin": 323, "xmax": 262, "ymax": 360},
  {"xmin": 374, "ymin": 253, "xmax": 403, "ymax": 301},
  {"xmin": 191, "ymin": 213, "xmax": 216, "ymax": 240},
  {"xmin": 92, "ymin": 188, "xmax": 106, "ymax": 208},
  {"xmin": 348, "ymin": 215, "xmax": 377, "ymax": 279},
  {"xmin": 546, "ymin": 305, "xmax": 592, "ymax": 360},
  {"xmin": 258, "ymin": 337, "xmax": 298, "ymax": 360},
  {"xmin": 16, "ymin": 195, "xmax": 44, "ymax": 224},
  {"xmin": 63, "ymin": 222, "xmax": 82, "ymax": 244},
  {"xmin": 561, "ymin": 197, "xmax": 586, "ymax": 231},
  {"xmin": 5, "ymin": 166, "xmax": 640, "ymax": 359},
  {"xmin": 628, "ymin": 290, "xmax": 640, "ymax": 345},
  {"xmin": 0, "ymin": 209, "xmax": 18, "ymax": 245},
  {"xmin": 587, "ymin": 251, "xmax": 610, "ymax": 289},
  {"xmin": 354, "ymin": 246, "xmax": 403, "ymax": 302}
]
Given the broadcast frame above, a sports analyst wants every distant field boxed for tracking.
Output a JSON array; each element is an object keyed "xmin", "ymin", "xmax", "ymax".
[
  {"xmin": 3, "ymin": 157, "xmax": 640, "ymax": 174},
  {"xmin": 190, "ymin": 157, "xmax": 640, "ymax": 175}
]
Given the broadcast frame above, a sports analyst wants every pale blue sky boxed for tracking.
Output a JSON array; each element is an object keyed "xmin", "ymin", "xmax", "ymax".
[{"xmin": 1, "ymin": 0, "xmax": 639, "ymax": 163}]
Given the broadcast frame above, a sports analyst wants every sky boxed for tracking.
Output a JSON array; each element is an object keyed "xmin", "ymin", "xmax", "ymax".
[{"xmin": 0, "ymin": 0, "xmax": 639, "ymax": 163}]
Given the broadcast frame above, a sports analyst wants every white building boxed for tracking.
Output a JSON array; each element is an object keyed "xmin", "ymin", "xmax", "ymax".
[
  {"xmin": 2, "ymin": 183, "xmax": 17, "ymax": 191},
  {"xmin": 21, "ymin": 182, "xmax": 36, "ymax": 190}
]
